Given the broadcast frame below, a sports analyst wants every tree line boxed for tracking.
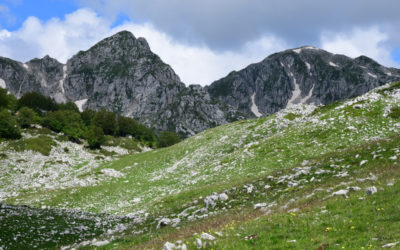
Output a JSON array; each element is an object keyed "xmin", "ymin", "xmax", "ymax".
[{"xmin": 0, "ymin": 88, "xmax": 180, "ymax": 149}]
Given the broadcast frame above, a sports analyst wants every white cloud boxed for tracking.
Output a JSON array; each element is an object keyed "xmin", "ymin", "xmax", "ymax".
[
  {"xmin": 320, "ymin": 27, "xmax": 399, "ymax": 67},
  {"xmin": 0, "ymin": 8, "xmax": 287, "ymax": 85},
  {"xmin": 0, "ymin": 9, "xmax": 112, "ymax": 63}
]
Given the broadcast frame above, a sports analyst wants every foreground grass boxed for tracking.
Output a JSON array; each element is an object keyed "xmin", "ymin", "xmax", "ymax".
[
  {"xmin": 102, "ymin": 133, "xmax": 400, "ymax": 249},
  {"xmin": 208, "ymin": 180, "xmax": 400, "ymax": 250}
]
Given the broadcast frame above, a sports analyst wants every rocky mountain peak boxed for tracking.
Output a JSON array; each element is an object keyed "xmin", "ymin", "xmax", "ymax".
[
  {"xmin": 208, "ymin": 46, "xmax": 400, "ymax": 118},
  {"xmin": 1, "ymin": 31, "xmax": 400, "ymax": 137}
]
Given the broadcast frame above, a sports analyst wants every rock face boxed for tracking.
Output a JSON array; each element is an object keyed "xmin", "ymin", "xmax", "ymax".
[
  {"xmin": 207, "ymin": 46, "xmax": 400, "ymax": 118},
  {"xmin": 1, "ymin": 34, "xmax": 400, "ymax": 136},
  {"xmin": 0, "ymin": 31, "xmax": 243, "ymax": 137},
  {"xmin": 0, "ymin": 56, "xmax": 66, "ymax": 103}
]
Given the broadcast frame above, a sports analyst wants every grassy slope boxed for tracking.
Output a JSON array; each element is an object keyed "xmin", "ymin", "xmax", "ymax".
[
  {"xmin": 1, "ymin": 82, "xmax": 400, "ymax": 248},
  {"xmin": 7, "ymin": 83, "xmax": 400, "ymax": 215}
]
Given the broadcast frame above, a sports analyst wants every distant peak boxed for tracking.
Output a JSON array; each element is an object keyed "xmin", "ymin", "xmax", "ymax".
[{"xmin": 113, "ymin": 30, "xmax": 136, "ymax": 39}]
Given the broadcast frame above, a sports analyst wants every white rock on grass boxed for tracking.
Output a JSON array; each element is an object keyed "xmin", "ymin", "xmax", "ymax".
[
  {"xmin": 157, "ymin": 218, "xmax": 171, "ymax": 229},
  {"xmin": 332, "ymin": 189, "xmax": 349, "ymax": 198},
  {"xmin": 244, "ymin": 184, "xmax": 254, "ymax": 193},
  {"xmin": 91, "ymin": 239, "xmax": 110, "ymax": 247},
  {"xmin": 366, "ymin": 186, "xmax": 378, "ymax": 195},
  {"xmin": 254, "ymin": 203, "xmax": 267, "ymax": 209},
  {"xmin": 163, "ymin": 242, "xmax": 176, "ymax": 250},
  {"xmin": 347, "ymin": 186, "xmax": 361, "ymax": 191},
  {"xmin": 200, "ymin": 233, "xmax": 216, "ymax": 241},
  {"xmin": 196, "ymin": 238, "xmax": 203, "ymax": 249},
  {"xmin": 100, "ymin": 168, "xmax": 124, "ymax": 178},
  {"xmin": 204, "ymin": 194, "xmax": 218, "ymax": 209},
  {"xmin": 382, "ymin": 242, "xmax": 399, "ymax": 248},
  {"xmin": 219, "ymin": 193, "xmax": 228, "ymax": 201}
]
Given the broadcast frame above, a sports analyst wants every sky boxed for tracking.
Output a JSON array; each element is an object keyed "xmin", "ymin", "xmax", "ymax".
[{"xmin": 0, "ymin": 0, "xmax": 400, "ymax": 86}]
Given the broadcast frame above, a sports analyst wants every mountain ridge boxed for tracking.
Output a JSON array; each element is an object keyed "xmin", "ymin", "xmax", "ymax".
[{"xmin": 1, "ymin": 31, "xmax": 400, "ymax": 136}]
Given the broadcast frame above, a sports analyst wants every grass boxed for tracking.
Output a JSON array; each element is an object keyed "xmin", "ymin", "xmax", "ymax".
[
  {"xmin": 103, "ymin": 135, "xmax": 141, "ymax": 152},
  {"xmin": 7, "ymin": 135, "xmax": 56, "ymax": 156},
  {"xmin": 1, "ymin": 82, "xmax": 400, "ymax": 248},
  {"xmin": 104, "ymin": 132, "xmax": 400, "ymax": 249},
  {"xmin": 210, "ymin": 180, "xmax": 400, "ymax": 249}
]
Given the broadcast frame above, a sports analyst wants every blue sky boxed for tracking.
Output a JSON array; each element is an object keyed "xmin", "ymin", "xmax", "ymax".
[
  {"xmin": 0, "ymin": 0, "xmax": 399, "ymax": 85},
  {"xmin": 0, "ymin": 0, "xmax": 78, "ymax": 30}
]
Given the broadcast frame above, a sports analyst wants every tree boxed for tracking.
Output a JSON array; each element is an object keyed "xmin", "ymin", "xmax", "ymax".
[
  {"xmin": 157, "ymin": 131, "xmax": 180, "ymax": 148},
  {"xmin": 86, "ymin": 125, "xmax": 105, "ymax": 149},
  {"xmin": 117, "ymin": 115, "xmax": 139, "ymax": 137},
  {"xmin": 17, "ymin": 107, "xmax": 38, "ymax": 128},
  {"xmin": 0, "ymin": 109, "xmax": 21, "ymax": 139},
  {"xmin": 92, "ymin": 109, "xmax": 117, "ymax": 135},
  {"xmin": 58, "ymin": 102, "xmax": 79, "ymax": 113},
  {"xmin": 43, "ymin": 110, "xmax": 86, "ymax": 141},
  {"xmin": 0, "ymin": 88, "xmax": 8, "ymax": 108},
  {"xmin": 18, "ymin": 92, "xmax": 57, "ymax": 113},
  {"xmin": 81, "ymin": 109, "xmax": 96, "ymax": 127}
]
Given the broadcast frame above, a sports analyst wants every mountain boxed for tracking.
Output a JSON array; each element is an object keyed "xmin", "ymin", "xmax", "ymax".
[
  {"xmin": 0, "ymin": 31, "xmax": 243, "ymax": 137},
  {"xmin": 1, "ymin": 32, "xmax": 400, "ymax": 136},
  {"xmin": 207, "ymin": 46, "xmax": 400, "ymax": 117}
]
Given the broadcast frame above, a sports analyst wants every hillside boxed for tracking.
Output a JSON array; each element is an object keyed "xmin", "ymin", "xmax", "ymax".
[{"xmin": 1, "ymin": 81, "xmax": 399, "ymax": 249}]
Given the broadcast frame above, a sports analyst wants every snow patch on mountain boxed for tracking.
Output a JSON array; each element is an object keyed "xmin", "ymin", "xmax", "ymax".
[
  {"xmin": 75, "ymin": 99, "xmax": 88, "ymax": 112},
  {"xmin": 251, "ymin": 92, "xmax": 262, "ymax": 117},
  {"xmin": 286, "ymin": 72, "xmax": 302, "ymax": 107},
  {"xmin": 0, "ymin": 78, "xmax": 5, "ymax": 89},
  {"xmin": 329, "ymin": 62, "xmax": 339, "ymax": 67}
]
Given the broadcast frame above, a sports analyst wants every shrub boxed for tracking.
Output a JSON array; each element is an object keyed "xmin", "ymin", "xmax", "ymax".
[
  {"xmin": 8, "ymin": 135, "xmax": 55, "ymax": 156},
  {"xmin": 117, "ymin": 115, "xmax": 138, "ymax": 137},
  {"xmin": 0, "ymin": 88, "xmax": 8, "ymax": 108},
  {"xmin": 86, "ymin": 125, "xmax": 105, "ymax": 149},
  {"xmin": 58, "ymin": 102, "xmax": 79, "ymax": 112},
  {"xmin": 18, "ymin": 92, "xmax": 58, "ymax": 113},
  {"xmin": 92, "ymin": 109, "xmax": 117, "ymax": 135},
  {"xmin": 389, "ymin": 106, "xmax": 400, "ymax": 119},
  {"xmin": 17, "ymin": 107, "xmax": 38, "ymax": 128},
  {"xmin": 0, "ymin": 109, "xmax": 21, "ymax": 139},
  {"xmin": 81, "ymin": 109, "xmax": 96, "ymax": 127},
  {"xmin": 43, "ymin": 110, "xmax": 86, "ymax": 141},
  {"xmin": 157, "ymin": 131, "xmax": 180, "ymax": 148}
]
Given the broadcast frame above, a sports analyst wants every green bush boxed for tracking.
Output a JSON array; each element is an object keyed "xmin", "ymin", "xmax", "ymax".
[
  {"xmin": 92, "ymin": 109, "xmax": 117, "ymax": 135},
  {"xmin": 86, "ymin": 125, "xmax": 105, "ymax": 149},
  {"xmin": 0, "ymin": 109, "xmax": 21, "ymax": 139},
  {"xmin": 81, "ymin": 109, "xmax": 96, "ymax": 127},
  {"xmin": 389, "ymin": 106, "xmax": 400, "ymax": 119},
  {"xmin": 117, "ymin": 115, "xmax": 139, "ymax": 137},
  {"xmin": 58, "ymin": 102, "xmax": 79, "ymax": 112},
  {"xmin": 18, "ymin": 92, "xmax": 58, "ymax": 113},
  {"xmin": 43, "ymin": 110, "xmax": 86, "ymax": 141},
  {"xmin": 157, "ymin": 131, "xmax": 180, "ymax": 148},
  {"xmin": 0, "ymin": 88, "xmax": 8, "ymax": 108},
  {"xmin": 8, "ymin": 135, "xmax": 55, "ymax": 156},
  {"xmin": 17, "ymin": 107, "xmax": 38, "ymax": 128}
]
